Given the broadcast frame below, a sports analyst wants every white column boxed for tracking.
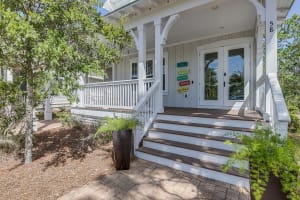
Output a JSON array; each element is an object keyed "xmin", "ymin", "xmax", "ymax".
[
  {"xmin": 255, "ymin": 20, "xmax": 265, "ymax": 112},
  {"xmin": 265, "ymin": 0, "xmax": 277, "ymax": 116},
  {"xmin": 77, "ymin": 75, "xmax": 85, "ymax": 107},
  {"xmin": 154, "ymin": 19, "xmax": 164, "ymax": 113},
  {"xmin": 137, "ymin": 24, "xmax": 146, "ymax": 99},
  {"xmin": 6, "ymin": 69, "xmax": 13, "ymax": 82},
  {"xmin": 265, "ymin": 0, "xmax": 278, "ymax": 74},
  {"xmin": 44, "ymin": 96, "xmax": 52, "ymax": 120}
]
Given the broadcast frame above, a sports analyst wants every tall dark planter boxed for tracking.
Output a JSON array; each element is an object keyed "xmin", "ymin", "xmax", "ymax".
[{"xmin": 112, "ymin": 129, "xmax": 132, "ymax": 170}]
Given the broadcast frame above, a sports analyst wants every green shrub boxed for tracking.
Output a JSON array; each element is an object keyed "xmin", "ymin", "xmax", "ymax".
[
  {"xmin": 223, "ymin": 127, "xmax": 300, "ymax": 200},
  {"xmin": 56, "ymin": 111, "xmax": 81, "ymax": 129},
  {"xmin": 94, "ymin": 117, "xmax": 139, "ymax": 142},
  {"xmin": 288, "ymin": 105, "xmax": 300, "ymax": 133}
]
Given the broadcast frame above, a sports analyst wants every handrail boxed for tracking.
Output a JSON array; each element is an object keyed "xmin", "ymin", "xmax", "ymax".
[
  {"xmin": 133, "ymin": 81, "xmax": 159, "ymax": 151},
  {"xmin": 134, "ymin": 81, "xmax": 159, "ymax": 111},
  {"xmin": 84, "ymin": 79, "xmax": 138, "ymax": 87},
  {"xmin": 266, "ymin": 73, "xmax": 290, "ymax": 137}
]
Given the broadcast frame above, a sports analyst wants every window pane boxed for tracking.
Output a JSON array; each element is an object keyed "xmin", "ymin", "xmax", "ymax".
[
  {"xmin": 132, "ymin": 63, "xmax": 138, "ymax": 79},
  {"xmin": 146, "ymin": 60, "xmax": 153, "ymax": 78},
  {"xmin": 204, "ymin": 52, "xmax": 218, "ymax": 100},
  {"xmin": 228, "ymin": 48, "xmax": 244, "ymax": 100}
]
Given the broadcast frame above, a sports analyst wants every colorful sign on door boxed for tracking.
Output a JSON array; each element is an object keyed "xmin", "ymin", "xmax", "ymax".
[
  {"xmin": 177, "ymin": 86, "xmax": 189, "ymax": 93},
  {"xmin": 179, "ymin": 80, "xmax": 190, "ymax": 87},
  {"xmin": 177, "ymin": 69, "xmax": 190, "ymax": 75},
  {"xmin": 177, "ymin": 61, "xmax": 188, "ymax": 68},
  {"xmin": 177, "ymin": 75, "xmax": 188, "ymax": 81}
]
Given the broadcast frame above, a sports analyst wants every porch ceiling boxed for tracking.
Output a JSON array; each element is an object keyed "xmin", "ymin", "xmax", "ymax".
[{"xmin": 141, "ymin": 0, "xmax": 257, "ymax": 49}]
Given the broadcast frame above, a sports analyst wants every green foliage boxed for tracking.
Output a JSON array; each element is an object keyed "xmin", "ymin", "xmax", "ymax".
[
  {"xmin": 288, "ymin": 105, "xmax": 300, "ymax": 132},
  {"xmin": 94, "ymin": 117, "xmax": 139, "ymax": 141},
  {"xmin": 224, "ymin": 127, "xmax": 300, "ymax": 200},
  {"xmin": 278, "ymin": 14, "xmax": 300, "ymax": 108},
  {"xmin": 0, "ymin": 79, "xmax": 25, "ymax": 135},
  {"xmin": 56, "ymin": 111, "xmax": 81, "ymax": 129},
  {"xmin": 0, "ymin": 0, "xmax": 131, "ymax": 162}
]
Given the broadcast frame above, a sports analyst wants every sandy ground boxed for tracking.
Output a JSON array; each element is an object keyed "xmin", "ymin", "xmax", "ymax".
[{"xmin": 0, "ymin": 120, "xmax": 115, "ymax": 200}]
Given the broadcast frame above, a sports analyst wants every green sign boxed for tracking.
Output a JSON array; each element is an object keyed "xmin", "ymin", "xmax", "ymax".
[
  {"xmin": 177, "ymin": 61, "xmax": 188, "ymax": 67},
  {"xmin": 177, "ymin": 75, "xmax": 188, "ymax": 81},
  {"xmin": 177, "ymin": 69, "xmax": 190, "ymax": 75}
]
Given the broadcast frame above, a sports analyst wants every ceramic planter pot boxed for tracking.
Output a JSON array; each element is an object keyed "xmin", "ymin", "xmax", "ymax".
[{"xmin": 112, "ymin": 129, "xmax": 132, "ymax": 170}]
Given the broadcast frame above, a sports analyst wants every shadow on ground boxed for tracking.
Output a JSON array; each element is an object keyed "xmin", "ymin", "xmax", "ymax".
[{"xmin": 31, "ymin": 126, "xmax": 96, "ymax": 170}]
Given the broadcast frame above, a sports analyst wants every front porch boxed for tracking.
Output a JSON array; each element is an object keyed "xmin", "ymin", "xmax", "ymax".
[{"xmin": 70, "ymin": 0, "xmax": 291, "ymax": 190}]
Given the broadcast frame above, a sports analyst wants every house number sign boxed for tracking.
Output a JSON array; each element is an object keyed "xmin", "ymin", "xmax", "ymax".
[{"xmin": 269, "ymin": 21, "xmax": 274, "ymax": 33}]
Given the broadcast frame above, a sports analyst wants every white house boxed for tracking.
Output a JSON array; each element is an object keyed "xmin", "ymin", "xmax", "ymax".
[{"xmin": 71, "ymin": 0, "xmax": 293, "ymax": 189}]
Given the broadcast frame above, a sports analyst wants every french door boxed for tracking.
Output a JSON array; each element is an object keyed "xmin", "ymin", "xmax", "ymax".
[{"xmin": 199, "ymin": 44, "xmax": 250, "ymax": 108}]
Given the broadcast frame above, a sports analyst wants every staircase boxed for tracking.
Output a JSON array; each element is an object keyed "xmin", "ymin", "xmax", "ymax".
[{"xmin": 135, "ymin": 108, "xmax": 262, "ymax": 190}]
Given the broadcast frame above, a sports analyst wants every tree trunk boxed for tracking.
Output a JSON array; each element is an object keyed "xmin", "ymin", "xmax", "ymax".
[{"xmin": 24, "ymin": 79, "xmax": 34, "ymax": 164}]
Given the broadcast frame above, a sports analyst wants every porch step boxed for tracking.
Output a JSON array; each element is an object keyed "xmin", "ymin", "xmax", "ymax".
[
  {"xmin": 154, "ymin": 119, "xmax": 254, "ymax": 133},
  {"xmin": 143, "ymin": 137, "xmax": 249, "ymax": 169},
  {"xmin": 135, "ymin": 109, "xmax": 257, "ymax": 189},
  {"xmin": 153, "ymin": 119, "xmax": 253, "ymax": 138},
  {"xmin": 148, "ymin": 128, "xmax": 242, "ymax": 144},
  {"xmin": 136, "ymin": 147, "xmax": 250, "ymax": 189}
]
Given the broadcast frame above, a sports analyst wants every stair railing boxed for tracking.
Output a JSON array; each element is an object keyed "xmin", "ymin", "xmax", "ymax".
[
  {"xmin": 133, "ymin": 81, "xmax": 159, "ymax": 151},
  {"xmin": 266, "ymin": 73, "xmax": 290, "ymax": 137}
]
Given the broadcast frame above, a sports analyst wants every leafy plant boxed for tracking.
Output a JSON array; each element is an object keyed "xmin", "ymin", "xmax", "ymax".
[
  {"xmin": 288, "ymin": 105, "xmax": 300, "ymax": 133},
  {"xmin": 223, "ymin": 126, "xmax": 300, "ymax": 200},
  {"xmin": 56, "ymin": 111, "xmax": 81, "ymax": 129},
  {"xmin": 94, "ymin": 117, "xmax": 139, "ymax": 142}
]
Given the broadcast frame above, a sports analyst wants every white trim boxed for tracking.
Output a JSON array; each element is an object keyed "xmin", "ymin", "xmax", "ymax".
[{"xmin": 163, "ymin": 52, "xmax": 169, "ymax": 95}]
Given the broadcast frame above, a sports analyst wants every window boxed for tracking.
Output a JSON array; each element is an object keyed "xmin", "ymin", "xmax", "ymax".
[
  {"xmin": 163, "ymin": 53, "xmax": 168, "ymax": 94},
  {"xmin": 146, "ymin": 60, "xmax": 153, "ymax": 78},
  {"xmin": 131, "ymin": 62, "xmax": 138, "ymax": 79}
]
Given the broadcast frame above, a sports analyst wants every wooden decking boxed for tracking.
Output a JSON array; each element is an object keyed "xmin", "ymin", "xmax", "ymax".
[{"xmin": 163, "ymin": 107, "xmax": 263, "ymax": 121}]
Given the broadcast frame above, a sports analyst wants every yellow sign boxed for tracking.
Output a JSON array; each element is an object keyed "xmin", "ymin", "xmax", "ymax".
[
  {"xmin": 177, "ymin": 86, "xmax": 189, "ymax": 93},
  {"xmin": 177, "ymin": 69, "xmax": 190, "ymax": 75}
]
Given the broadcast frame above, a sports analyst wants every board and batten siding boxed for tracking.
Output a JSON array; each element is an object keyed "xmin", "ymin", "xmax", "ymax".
[{"xmin": 114, "ymin": 30, "xmax": 255, "ymax": 108}]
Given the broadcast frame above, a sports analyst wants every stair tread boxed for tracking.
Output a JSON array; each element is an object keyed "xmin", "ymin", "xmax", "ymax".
[
  {"xmin": 137, "ymin": 147, "xmax": 249, "ymax": 179},
  {"xmin": 144, "ymin": 137, "xmax": 234, "ymax": 157},
  {"xmin": 163, "ymin": 107, "xmax": 262, "ymax": 121},
  {"xmin": 154, "ymin": 119, "xmax": 253, "ymax": 132},
  {"xmin": 149, "ymin": 128, "xmax": 242, "ymax": 144}
]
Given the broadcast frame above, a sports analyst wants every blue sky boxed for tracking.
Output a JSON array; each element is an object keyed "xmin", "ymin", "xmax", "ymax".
[{"xmin": 288, "ymin": 0, "xmax": 300, "ymax": 18}]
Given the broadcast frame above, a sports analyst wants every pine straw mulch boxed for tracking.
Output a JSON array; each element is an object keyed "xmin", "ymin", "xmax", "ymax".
[{"xmin": 0, "ymin": 121, "xmax": 115, "ymax": 200}]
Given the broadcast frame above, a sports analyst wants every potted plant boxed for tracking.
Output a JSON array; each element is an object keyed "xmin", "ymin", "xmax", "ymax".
[
  {"xmin": 95, "ymin": 117, "xmax": 138, "ymax": 170},
  {"xmin": 223, "ymin": 126, "xmax": 299, "ymax": 200}
]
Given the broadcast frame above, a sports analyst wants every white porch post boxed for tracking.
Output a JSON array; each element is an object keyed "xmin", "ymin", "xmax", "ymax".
[
  {"xmin": 154, "ymin": 19, "xmax": 164, "ymax": 113},
  {"xmin": 77, "ymin": 75, "xmax": 85, "ymax": 107},
  {"xmin": 265, "ymin": 0, "xmax": 278, "ymax": 117},
  {"xmin": 44, "ymin": 97, "xmax": 52, "ymax": 120},
  {"xmin": 255, "ymin": 20, "xmax": 265, "ymax": 113},
  {"xmin": 137, "ymin": 24, "xmax": 146, "ymax": 99}
]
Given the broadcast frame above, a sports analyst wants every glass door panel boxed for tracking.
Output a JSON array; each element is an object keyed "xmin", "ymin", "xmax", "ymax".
[
  {"xmin": 227, "ymin": 48, "xmax": 244, "ymax": 100},
  {"xmin": 204, "ymin": 52, "xmax": 219, "ymax": 100}
]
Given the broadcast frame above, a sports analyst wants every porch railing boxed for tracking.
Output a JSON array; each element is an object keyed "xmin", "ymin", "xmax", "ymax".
[
  {"xmin": 133, "ymin": 81, "xmax": 159, "ymax": 150},
  {"xmin": 81, "ymin": 78, "xmax": 155, "ymax": 109},
  {"xmin": 266, "ymin": 73, "xmax": 290, "ymax": 137}
]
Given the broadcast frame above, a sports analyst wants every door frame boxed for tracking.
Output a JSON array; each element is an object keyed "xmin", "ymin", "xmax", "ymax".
[{"xmin": 197, "ymin": 37, "xmax": 254, "ymax": 109}]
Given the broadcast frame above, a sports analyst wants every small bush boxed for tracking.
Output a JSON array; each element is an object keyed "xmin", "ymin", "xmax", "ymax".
[
  {"xmin": 0, "ymin": 138, "xmax": 18, "ymax": 154},
  {"xmin": 223, "ymin": 126, "xmax": 300, "ymax": 200},
  {"xmin": 56, "ymin": 111, "xmax": 81, "ymax": 129},
  {"xmin": 288, "ymin": 105, "xmax": 300, "ymax": 133}
]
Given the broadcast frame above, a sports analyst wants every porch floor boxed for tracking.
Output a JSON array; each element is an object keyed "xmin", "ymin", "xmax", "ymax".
[
  {"xmin": 58, "ymin": 159, "xmax": 250, "ymax": 200},
  {"xmin": 163, "ymin": 107, "xmax": 263, "ymax": 121}
]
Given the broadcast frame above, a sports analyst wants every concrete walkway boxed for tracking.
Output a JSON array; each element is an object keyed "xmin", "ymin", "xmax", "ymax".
[{"xmin": 59, "ymin": 159, "xmax": 250, "ymax": 200}]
